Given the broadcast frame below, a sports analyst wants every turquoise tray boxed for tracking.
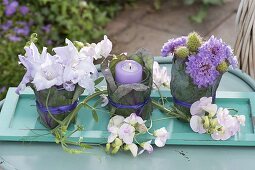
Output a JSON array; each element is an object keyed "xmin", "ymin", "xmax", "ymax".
[{"xmin": 0, "ymin": 87, "xmax": 255, "ymax": 146}]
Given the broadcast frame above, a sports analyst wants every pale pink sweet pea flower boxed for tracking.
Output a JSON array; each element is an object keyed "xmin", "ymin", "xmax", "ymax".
[
  {"xmin": 153, "ymin": 61, "xmax": 170, "ymax": 88},
  {"xmin": 211, "ymin": 128, "xmax": 232, "ymax": 140},
  {"xmin": 107, "ymin": 115, "xmax": 125, "ymax": 129},
  {"xmin": 154, "ymin": 127, "xmax": 169, "ymax": 147},
  {"xmin": 118, "ymin": 123, "xmax": 135, "ymax": 144},
  {"xmin": 190, "ymin": 115, "xmax": 206, "ymax": 134},
  {"xmin": 107, "ymin": 126, "xmax": 119, "ymax": 143},
  {"xmin": 124, "ymin": 113, "xmax": 145, "ymax": 126},
  {"xmin": 236, "ymin": 115, "xmax": 245, "ymax": 126},
  {"xmin": 190, "ymin": 97, "xmax": 213, "ymax": 116},
  {"xmin": 138, "ymin": 140, "xmax": 153, "ymax": 155}
]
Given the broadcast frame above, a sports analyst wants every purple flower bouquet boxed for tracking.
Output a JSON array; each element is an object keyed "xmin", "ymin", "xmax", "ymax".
[{"xmin": 161, "ymin": 32, "xmax": 238, "ymax": 115}]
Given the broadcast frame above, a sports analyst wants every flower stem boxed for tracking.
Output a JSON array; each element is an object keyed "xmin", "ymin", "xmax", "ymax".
[{"xmin": 151, "ymin": 99, "xmax": 190, "ymax": 122}]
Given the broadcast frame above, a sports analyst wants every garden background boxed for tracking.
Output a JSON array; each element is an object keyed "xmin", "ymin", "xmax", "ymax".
[{"xmin": 0, "ymin": 0, "xmax": 238, "ymax": 100}]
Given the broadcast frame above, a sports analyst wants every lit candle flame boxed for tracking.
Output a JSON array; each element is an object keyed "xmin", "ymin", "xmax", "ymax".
[{"xmin": 129, "ymin": 62, "xmax": 132, "ymax": 70}]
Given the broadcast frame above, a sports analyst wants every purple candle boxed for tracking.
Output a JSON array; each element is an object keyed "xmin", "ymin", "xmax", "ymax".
[{"xmin": 115, "ymin": 60, "xmax": 143, "ymax": 84}]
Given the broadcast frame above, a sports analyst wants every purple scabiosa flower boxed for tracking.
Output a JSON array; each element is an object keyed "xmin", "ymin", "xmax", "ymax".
[
  {"xmin": 186, "ymin": 54, "xmax": 220, "ymax": 88},
  {"xmin": 8, "ymin": 34, "xmax": 21, "ymax": 42},
  {"xmin": 5, "ymin": 1, "xmax": 19, "ymax": 16},
  {"xmin": 199, "ymin": 36, "xmax": 238, "ymax": 68},
  {"xmin": 19, "ymin": 5, "xmax": 29, "ymax": 15},
  {"xmin": 161, "ymin": 36, "xmax": 187, "ymax": 57}
]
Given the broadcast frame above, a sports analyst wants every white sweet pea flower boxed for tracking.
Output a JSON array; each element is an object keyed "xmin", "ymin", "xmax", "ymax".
[
  {"xmin": 118, "ymin": 123, "xmax": 135, "ymax": 144},
  {"xmin": 100, "ymin": 94, "xmax": 109, "ymax": 107},
  {"xmin": 153, "ymin": 61, "xmax": 170, "ymax": 88},
  {"xmin": 138, "ymin": 140, "xmax": 153, "ymax": 155},
  {"xmin": 108, "ymin": 115, "xmax": 125, "ymax": 129},
  {"xmin": 127, "ymin": 143, "xmax": 138, "ymax": 157},
  {"xmin": 216, "ymin": 108, "xmax": 234, "ymax": 128},
  {"xmin": 154, "ymin": 127, "xmax": 169, "ymax": 147},
  {"xmin": 190, "ymin": 115, "xmax": 206, "ymax": 134},
  {"xmin": 190, "ymin": 97, "xmax": 216, "ymax": 116},
  {"xmin": 124, "ymin": 113, "xmax": 145, "ymax": 126}
]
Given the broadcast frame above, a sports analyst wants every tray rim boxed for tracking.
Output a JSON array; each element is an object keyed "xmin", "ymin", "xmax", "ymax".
[{"xmin": 1, "ymin": 87, "xmax": 255, "ymax": 146}]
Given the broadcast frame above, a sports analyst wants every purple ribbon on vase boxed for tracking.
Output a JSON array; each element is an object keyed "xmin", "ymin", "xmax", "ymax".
[
  {"xmin": 108, "ymin": 97, "xmax": 150, "ymax": 116},
  {"xmin": 173, "ymin": 95, "xmax": 216, "ymax": 108},
  {"xmin": 36, "ymin": 100, "xmax": 78, "ymax": 115}
]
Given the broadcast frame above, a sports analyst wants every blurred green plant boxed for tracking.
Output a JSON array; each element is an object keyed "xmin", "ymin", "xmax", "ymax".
[
  {"xmin": 0, "ymin": 0, "xmax": 130, "ymax": 100},
  {"xmin": 154, "ymin": 0, "xmax": 224, "ymax": 23}
]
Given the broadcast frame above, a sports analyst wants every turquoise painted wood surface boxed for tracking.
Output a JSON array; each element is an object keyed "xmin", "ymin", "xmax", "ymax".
[
  {"xmin": 1, "ymin": 58, "xmax": 255, "ymax": 170},
  {"xmin": 1, "ymin": 87, "xmax": 255, "ymax": 146}
]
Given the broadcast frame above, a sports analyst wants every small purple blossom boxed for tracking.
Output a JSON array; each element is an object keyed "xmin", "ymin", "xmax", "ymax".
[
  {"xmin": 0, "ymin": 20, "xmax": 13, "ymax": 32},
  {"xmin": 42, "ymin": 24, "xmax": 52, "ymax": 33},
  {"xmin": 14, "ymin": 25, "xmax": 30, "ymax": 36},
  {"xmin": 5, "ymin": 1, "xmax": 19, "ymax": 16},
  {"xmin": 3, "ymin": 0, "xmax": 9, "ymax": 5},
  {"xmin": 199, "ymin": 36, "xmax": 238, "ymax": 68},
  {"xmin": 161, "ymin": 36, "xmax": 187, "ymax": 57},
  {"xmin": 186, "ymin": 54, "xmax": 220, "ymax": 88},
  {"xmin": 19, "ymin": 5, "xmax": 29, "ymax": 15},
  {"xmin": 0, "ymin": 87, "xmax": 6, "ymax": 94},
  {"xmin": 8, "ymin": 34, "xmax": 21, "ymax": 42}
]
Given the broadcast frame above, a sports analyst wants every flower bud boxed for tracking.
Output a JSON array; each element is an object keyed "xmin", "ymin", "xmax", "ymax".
[
  {"xmin": 105, "ymin": 143, "xmax": 111, "ymax": 153},
  {"xmin": 137, "ymin": 123, "xmax": 148, "ymax": 134},
  {"xmin": 187, "ymin": 32, "xmax": 202, "ymax": 52},
  {"xmin": 210, "ymin": 118, "xmax": 218, "ymax": 128},
  {"xmin": 123, "ymin": 144, "xmax": 130, "ymax": 151},
  {"xmin": 111, "ymin": 146, "xmax": 120, "ymax": 154},
  {"xmin": 175, "ymin": 46, "xmax": 189, "ymax": 58},
  {"xmin": 114, "ymin": 138, "xmax": 123, "ymax": 147},
  {"xmin": 217, "ymin": 61, "xmax": 229, "ymax": 73},
  {"xmin": 202, "ymin": 116, "xmax": 210, "ymax": 129},
  {"xmin": 74, "ymin": 41, "xmax": 84, "ymax": 51}
]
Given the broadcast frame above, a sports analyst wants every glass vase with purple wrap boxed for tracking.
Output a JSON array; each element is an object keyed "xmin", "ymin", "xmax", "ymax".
[
  {"xmin": 101, "ymin": 49, "xmax": 153, "ymax": 119},
  {"xmin": 15, "ymin": 35, "xmax": 99, "ymax": 129},
  {"xmin": 161, "ymin": 32, "xmax": 238, "ymax": 115}
]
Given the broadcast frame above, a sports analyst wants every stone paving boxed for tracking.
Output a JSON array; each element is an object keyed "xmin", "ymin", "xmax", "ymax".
[{"xmin": 106, "ymin": 0, "xmax": 240, "ymax": 56}]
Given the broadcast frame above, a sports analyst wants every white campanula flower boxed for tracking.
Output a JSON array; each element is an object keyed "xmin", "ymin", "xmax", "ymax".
[
  {"xmin": 124, "ymin": 113, "xmax": 145, "ymax": 126},
  {"xmin": 189, "ymin": 115, "xmax": 206, "ymax": 134},
  {"xmin": 190, "ymin": 97, "xmax": 217, "ymax": 116},
  {"xmin": 154, "ymin": 127, "xmax": 169, "ymax": 147},
  {"xmin": 153, "ymin": 61, "xmax": 170, "ymax": 88},
  {"xmin": 80, "ymin": 35, "xmax": 112, "ymax": 60},
  {"xmin": 53, "ymin": 38, "xmax": 98, "ymax": 93},
  {"xmin": 118, "ymin": 123, "xmax": 135, "ymax": 144},
  {"xmin": 138, "ymin": 140, "xmax": 153, "ymax": 155},
  {"xmin": 16, "ymin": 43, "xmax": 63, "ymax": 93}
]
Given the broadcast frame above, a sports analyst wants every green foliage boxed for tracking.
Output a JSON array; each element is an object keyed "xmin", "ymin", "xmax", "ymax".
[{"xmin": 0, "ymin": 0, "xmax": 127, "ymax": 100}]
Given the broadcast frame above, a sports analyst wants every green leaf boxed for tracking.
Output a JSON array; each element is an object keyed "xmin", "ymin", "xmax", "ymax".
[
  {"xmin": 183, "ymin": 0, "xmax": 195, "ymax": 5},
  {"xmin": 80, "ymin": 143, "xmax": 93, "ymax": 149},
  {"xmin": 190, "ymin": 5, "xmax": 208, "ymax": 23},
  {"xmin": 72, "ymin": 85, "xmax": 85, "ymax": 103},
  {"xmin": 94, "ymin": 77, "xmax": 104, "ymax": 86},
  {"xmin": 92, "ymin": 109, "xmax": 99, "ymax": 122},
  {"xmin": 93, "ymin": 98, "xmax": 102, "ymax": 108}
]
